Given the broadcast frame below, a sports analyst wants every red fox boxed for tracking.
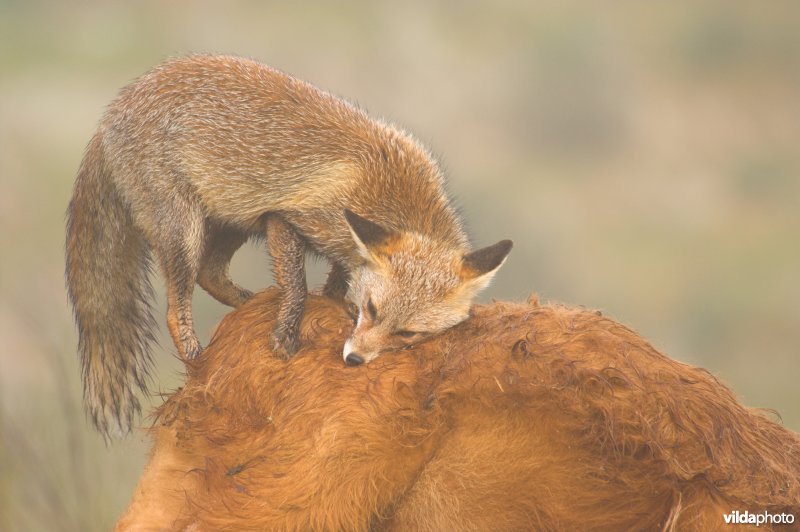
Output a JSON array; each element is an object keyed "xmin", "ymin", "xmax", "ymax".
[{"xmin": 65, "ymin": 54, "xmax": 512, "ymax": 440}]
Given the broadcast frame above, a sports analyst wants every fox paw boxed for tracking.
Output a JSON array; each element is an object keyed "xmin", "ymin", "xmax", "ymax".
[
  {"xmin": 270, "ymin": 327, "xmax": 299, "ymax": 360},
  {"xmin": 183, "ymin": 337, "xmax": 203, "ymax": 360}
]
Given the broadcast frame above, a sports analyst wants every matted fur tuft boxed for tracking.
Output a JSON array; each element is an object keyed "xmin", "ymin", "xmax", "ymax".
[{"xmin": 117, "ymin": 290, "xmax": 800, "ymax": 531}]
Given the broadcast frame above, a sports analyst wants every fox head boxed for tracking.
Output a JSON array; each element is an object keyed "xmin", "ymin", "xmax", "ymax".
[{"xmin": 342, "ymin": 210, "xmax": 512, "ymax": 366}]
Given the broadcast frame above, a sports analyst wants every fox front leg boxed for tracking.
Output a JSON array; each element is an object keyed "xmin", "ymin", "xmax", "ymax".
[
  {"xmin": 322, "ymin": 261, "xmax": 349, "ymax": 301},
  {"xmin": 322, "ymin": 261, "xmax": 358, "ymax": 319},
  {"xmin": 265, "ymin": 215, "xmax": 307, "ymax": 359}
]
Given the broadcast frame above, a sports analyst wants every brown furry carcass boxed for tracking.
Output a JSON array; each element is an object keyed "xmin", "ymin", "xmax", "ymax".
[{"xmin": 116, "ymin": 289, "xmax": 800, "ymax": 531}]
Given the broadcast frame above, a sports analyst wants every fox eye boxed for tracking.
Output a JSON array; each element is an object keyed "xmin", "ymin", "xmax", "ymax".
[
  {"xmin": 366, "ymin": 298, "xmax": 377, "ymax": 320},
  {"xmin": 395, "ymin": 330, "xmax": 417, "ymax": 338}
]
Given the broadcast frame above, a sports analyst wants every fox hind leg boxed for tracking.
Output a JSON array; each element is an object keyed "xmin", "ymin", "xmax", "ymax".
[
  {"xmin": 198, "ymin": 224, "xmax": 253, "ymax": 307},
  {"xmin": 265, "ymin": 215, "xmax": 307, "ymax": 359},
  {"xmin": 147, "ymin": 200, "xmax": 205, "ymax": 360}
]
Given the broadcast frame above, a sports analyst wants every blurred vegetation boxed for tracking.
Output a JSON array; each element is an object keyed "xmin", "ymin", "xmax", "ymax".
[{"xmin": 1, "ymin": 1, "xmax": 798, "ymax": 529}]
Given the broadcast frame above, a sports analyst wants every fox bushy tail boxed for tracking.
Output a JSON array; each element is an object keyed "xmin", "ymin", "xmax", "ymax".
[{"xmin": 65, "ymin": 132, "xmax": 156, "ymax": 441}]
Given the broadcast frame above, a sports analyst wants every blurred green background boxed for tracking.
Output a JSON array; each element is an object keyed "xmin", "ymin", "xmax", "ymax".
[{"xmin": 1, "ymin": 1, "xmax": 798, "ymax": 529}]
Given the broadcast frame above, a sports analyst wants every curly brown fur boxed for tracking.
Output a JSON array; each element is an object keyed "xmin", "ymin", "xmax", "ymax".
[{"xmin": 116, "ymin": 290, "xmax": 800, "ymax": 531}]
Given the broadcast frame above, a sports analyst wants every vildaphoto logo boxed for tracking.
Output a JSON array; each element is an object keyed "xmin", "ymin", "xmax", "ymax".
[{"xmin": 724, "ymin": 510, "xmax": 795, "ymax": 526}]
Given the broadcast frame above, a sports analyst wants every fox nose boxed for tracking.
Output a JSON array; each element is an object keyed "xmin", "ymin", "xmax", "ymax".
[{"xmin": 345, "ymin": 353, "xmax": 364, "ymax": 366}]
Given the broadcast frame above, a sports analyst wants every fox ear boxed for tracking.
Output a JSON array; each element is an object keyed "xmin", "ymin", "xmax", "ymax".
[
  {"xmin": 344, "ymin": 209, "xmax": 399, "ymax": 262},
  {"xmin": 460, "ymin": 239, "xmax": 513, "ymax": 292}
]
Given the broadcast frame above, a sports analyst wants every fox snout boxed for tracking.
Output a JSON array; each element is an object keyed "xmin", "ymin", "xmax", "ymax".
[
  {"xmin": 341, "ymin": 318, "xmax": 430, "ymax": 366},
  {"xmin": 342, "ymin": 318, "xmax": 405, "ymax": 366},
  {"xmin": 342, "ymin": 333, "xmax": 381, "ymax": 366}
]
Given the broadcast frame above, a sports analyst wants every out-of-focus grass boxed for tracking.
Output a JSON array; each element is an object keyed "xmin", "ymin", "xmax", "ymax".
[{"xmin": 1, "ymin": 1, "xmax": 798, "ymax": 529}]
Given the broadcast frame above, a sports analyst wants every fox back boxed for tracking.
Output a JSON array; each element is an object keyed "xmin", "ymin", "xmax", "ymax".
[{"xmin": 102, "ymin": 54, "xmax": 466, "ymax": 258}]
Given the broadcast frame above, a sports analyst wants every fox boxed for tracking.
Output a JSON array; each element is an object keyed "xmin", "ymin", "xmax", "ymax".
[{"xmin": 65, "ymin": 54, "xmax": 512, "ymax": 440}]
